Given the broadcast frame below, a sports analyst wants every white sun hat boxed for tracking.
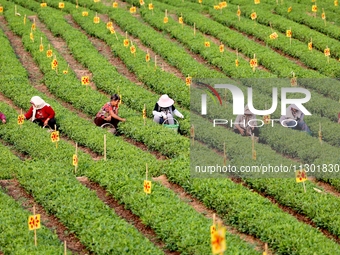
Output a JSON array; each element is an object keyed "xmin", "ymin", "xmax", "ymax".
[{"xmin": 157, "ymin": 94, "xmax": 174, "ymax": 108}]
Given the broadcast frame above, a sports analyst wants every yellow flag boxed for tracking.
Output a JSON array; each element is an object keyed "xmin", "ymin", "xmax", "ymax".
[
  {"xmin": 28, "ymin": 214, "xmax": 41, "ymax": 230},
  {"xmin": 130, "ymin": 6, "xmax": 136, "ymax": 13},
  {"xmin": 123, "ymin": 39, "xmax": 129, "ymax": 47},
  {"xmin": 250, "ymin": 58, "xmax": 257, "ymax": 68},
  {"xmin": 145, "ymin": 53, "xmax": 150, "ymax": 62},
  {"xmin": 93, "ymin": 16, "xmax": 100, "ymax": 24},
  {"xmin": 269, "ymin": 32, "xmax": 278, "ymax": 40},
  {"xmin": 51, "ymin": 59, "xmax": 58, "ymax": 70},
  {"xmin": 130, "ymin": 45, "xmax": 136, "ymax": 54},
  {"xmin": 46, "ymin": 49, "xmax": 53, "ymax": 58},
  {"xmin": 219, "ymin": 44, "xmax": 224, "ymax": 52},
  {"xmin": 186, "ymin": 76, "xmax": 192, "ymax": 86},
  {"xmin": 17, "ymin": 114, "xmax": 24, "ymax": 125},
  {"xmin": 324, "ymin": 47, "xmax": 330, "ymax": 56},
  {"xmin": 263, "ymin": 115, "xmax": 270, "ymax": 124},
  {"xmin": 106, "ymin": 21, "xmax": 113, "ymax": 29},
  {"xmin": 295, "ymin": 169, "xmax": 307, "ymax": 183},
  {"xmin": 81, "ymin": 76, "xmax": 90, "ymax": 85},
  {"xmin": 286, "ymin": 30, "xmax": 292, "ymax": 38},
  {"xmin": 50, "ymin": 131, "xmax": 60, "ymax": 143},
  {"xmin": 142, "ymin": 108, "xmax": 147, "ymax": 119},
  {"xmin": 251, "ymin": 12, "xmax": 257, "ymax": 20},
  {"xmin": 144, "ymin": 180, "xmax": 151, "ymax": 194},
  {"xmin": 211, "ymin": 226, "xmax": 226, "ymax": 254},
  {"xmin": 73, "ymin": 154, "xmax": 78, "ymax": 166},
  {"xmin": 312, "ymin": 5, "xmax": 317, "ymax": 12}
]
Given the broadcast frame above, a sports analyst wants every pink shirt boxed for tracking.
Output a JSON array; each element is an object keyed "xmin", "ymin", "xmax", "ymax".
[
  {"xmin": 96, "ymin": 102, "xmax": 118, "ymax": 119},
  {"xmin": 0, "ymin": 112, "xmax": 6, "ymax": 121}
]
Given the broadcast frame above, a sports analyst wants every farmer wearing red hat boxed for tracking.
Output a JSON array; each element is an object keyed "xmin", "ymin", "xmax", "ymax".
[{"xmin": 152, "ymin": 94, "xmax": 184, "ymax": 124}]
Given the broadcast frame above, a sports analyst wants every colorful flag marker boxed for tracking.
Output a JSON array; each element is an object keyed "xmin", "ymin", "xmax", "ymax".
[
  {"xmin": 186, "ymin": 75, "xmax": 192, "ymax": 86},
  {"xmin": 17, "ymin": 113, "xmax": 24, "ymax": 126},
  {"xmin": 237, "ymin": 6, "xmax": 241, "ymax": 21},
  {"xmin": 144, "ymin": 163, "xmax": 151, "ymax": 194}
]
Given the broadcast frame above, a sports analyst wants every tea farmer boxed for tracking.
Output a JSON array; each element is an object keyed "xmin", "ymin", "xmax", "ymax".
[
  {"xmin": 234, "ymin": 105, "xmax": 259, "ymax": 136},
  {"xmin": 152, "ymin": 94, "xmax": 184, "ymax": 124},
  {"xmin": 280, "ymin": 104, "xmax": 311, "ymax": 134},
  {"xmin": 24, "ymin": 96, "xmax": 56, "ymax": 128},
  {"xmin": 94, "ymin": 94, "xmax": 126, "ymax": 132}
]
